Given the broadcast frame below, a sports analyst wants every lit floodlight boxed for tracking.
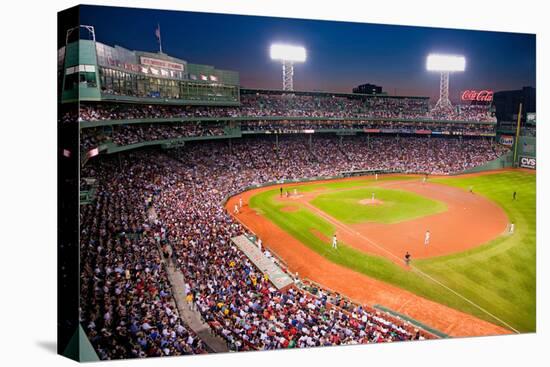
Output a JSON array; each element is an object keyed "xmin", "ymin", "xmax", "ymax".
[
  {"xmin": 426, "ymin": 54, "xmax": 466, "ymax": 71},
  {"xmin": 270, "ymin": 44, "xmax": 307, "ymax": 62},
  {"xmin": 270, "ymin": 44, "xmax": 307, "ymax": 91},
  {"xmin": 426, "ymin": 54, "xmax": 466, "ymax": 110}
]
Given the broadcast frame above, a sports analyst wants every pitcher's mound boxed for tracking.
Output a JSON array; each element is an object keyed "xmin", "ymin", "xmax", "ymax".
[{"xmin": 359, "ymin": 199, "xmax": 384, "ymax": 206}]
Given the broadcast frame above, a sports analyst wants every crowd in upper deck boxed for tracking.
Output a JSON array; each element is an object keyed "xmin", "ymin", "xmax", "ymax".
[{"xmin": 78, "ymin": 93, "xmax": 495, "ymax": 122}]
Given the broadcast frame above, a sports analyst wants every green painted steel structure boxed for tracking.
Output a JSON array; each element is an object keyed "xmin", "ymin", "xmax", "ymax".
[{"xmin": 60, "ymin": 40, "xmax": 240, "ymax": 105}]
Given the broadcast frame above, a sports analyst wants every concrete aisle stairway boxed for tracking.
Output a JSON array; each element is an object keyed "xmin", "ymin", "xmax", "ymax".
[{"xmin": 163, "ymin": 258, "xmax": 229, "ymax": 353}]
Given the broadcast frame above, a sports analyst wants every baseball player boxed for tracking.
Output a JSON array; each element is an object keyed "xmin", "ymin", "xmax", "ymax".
[
  {"xmin": 332, "ymin": 234, "xmax": 338, "ymax": 250},
  {"xmin": 239, "ymin": 196, "xmax": 243, "ymax": 209},
  {"xmin": 257, "ymin": 238, "xmax": 262, "ymax": 251},
  {"xmin": 513, "ymin": 191, "xmax": 517, "ymax": 200},
  {"xmin": 404, "ymin": 252, "xmax": 412, "ymax": 266},
  {"xmin": 469, "ymin": 185, "xmax": 474, "ymax": 194},
  {"xmin": 422, "ymin": 175, "xmax": 427, "ymax": 184},
  {"xmin": 424, "ymin": 230, "xmax": 431, "ymax": 246},
  {"xmin": 375, "ymin": 173, "xmax": 378, "ymax": 181},
  {"xmin": 371, "ymin": 192, "xmax": 375, "ymax": 201},
  {"xmin": 234, "ymin": 204, "xmax": 239, "ymax": 214},
  {"xmin": 509, "ymin": 222, "xmax": 515, "ymax": 234}
]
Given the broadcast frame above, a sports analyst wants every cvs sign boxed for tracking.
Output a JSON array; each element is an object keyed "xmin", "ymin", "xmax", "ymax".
[{"xmin": 519, "ymin": 156, "xmax": 536, "ymax": 169}]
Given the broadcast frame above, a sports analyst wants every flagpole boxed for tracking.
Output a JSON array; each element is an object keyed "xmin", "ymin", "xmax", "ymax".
[{"xmin": 157, "ymin": 23, "xmax": 163, "ymax": 53}]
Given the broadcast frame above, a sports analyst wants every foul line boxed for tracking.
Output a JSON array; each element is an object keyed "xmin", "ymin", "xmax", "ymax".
[{"xmin": 301, "ymin": 201, "xmax": 521, "ymax": 334}]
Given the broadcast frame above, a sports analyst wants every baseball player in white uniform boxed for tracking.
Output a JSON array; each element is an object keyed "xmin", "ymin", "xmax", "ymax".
[
  {"xmin": 257, "ymin": 238, "xmax": 262, "ymax": 251},
  {"xmin": 424, "ymin": 230, "xmax": 431, "ymax": 246},
  {"xmin": 371, "ymin": 192, "xmax": 375, "ymax": 200},
  {"xmin": 509, "ymin": 222, "xmax": 515, "ymax": 234},
  {"xmin": 332, "ymin": 234, "xmax": 338, "ymax": 249},
  {"xmin": 239, "ymin": 197, "xmax": 243, "ymax": 209},
  {"xmin": 234, "ymin": 204, "xmax": 239, "ymax": 214},
  {"xmin": 375, "ymin": 173, "xmax": 378, "ymax": 181}
]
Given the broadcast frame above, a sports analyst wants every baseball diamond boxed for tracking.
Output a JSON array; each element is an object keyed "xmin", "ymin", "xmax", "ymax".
[{"xmin": 227, "ymin": 170, "xmax": 535, "ymax": 335}]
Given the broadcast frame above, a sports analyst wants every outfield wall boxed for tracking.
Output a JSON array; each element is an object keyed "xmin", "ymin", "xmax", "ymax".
[{"xmin": 515, "ymin": 136, "xmax": 536, "ymax": 169}]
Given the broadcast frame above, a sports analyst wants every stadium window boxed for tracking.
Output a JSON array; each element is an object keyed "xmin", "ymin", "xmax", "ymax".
[
  {"xmin": 82, "ymin": 72, "xmax": 97, "ymax": 88},
  {"xmin": 64, "ymin": 73, "xmax": 78, "ymax": 90}
]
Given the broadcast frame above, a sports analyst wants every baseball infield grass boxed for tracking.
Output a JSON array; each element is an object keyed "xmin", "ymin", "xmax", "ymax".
[
  {"xmin": 310, "ymin": 187, "xmax": 446, "ymax": 224},
  {"xmin": 249, "ymin": 171, "xmax": 536, "ymax": 332}
]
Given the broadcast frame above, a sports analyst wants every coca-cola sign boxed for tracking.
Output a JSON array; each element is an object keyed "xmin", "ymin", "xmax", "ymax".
[{"xmin": 461, "ymin": 89, "xmax": 494, "ymax": 102}]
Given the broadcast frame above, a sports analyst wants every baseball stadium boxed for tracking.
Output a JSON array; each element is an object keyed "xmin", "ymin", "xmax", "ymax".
[{"xmin": 60, "ymin": 18, "xmax": 536, "ymax": 361}]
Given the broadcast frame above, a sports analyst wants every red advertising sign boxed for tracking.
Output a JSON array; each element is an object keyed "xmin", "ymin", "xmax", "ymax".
[
  {"xmin": 140, "ymin": 56, "xmax": 185, "ymax": 71},
  {"xmin": 499, "ymin": 135, "xmax": 514, "ymax": 146},
  {"xmin": 414, "ymin": 129, "xmax": 432, "ymax": 135},
  {"xmin": 461, "ymin": 90, "xmax": 494, "ymax": 102}
]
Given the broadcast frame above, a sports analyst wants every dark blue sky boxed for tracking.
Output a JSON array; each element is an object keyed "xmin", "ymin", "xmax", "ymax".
[{"xmin": 79, "ymin": 5, "xmax": 536, "ymax": 101}]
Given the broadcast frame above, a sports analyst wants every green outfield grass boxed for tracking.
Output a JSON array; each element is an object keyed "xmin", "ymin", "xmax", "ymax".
[
  {"xmin": 310, "ymin": 187, "xmax": 446, "ymax": 224},
  {"xmin": 249, "ymin": 171, "xmax": 536, "ymax": 332}
]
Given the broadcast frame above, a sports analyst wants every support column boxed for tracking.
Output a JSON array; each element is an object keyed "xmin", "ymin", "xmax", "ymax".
[
  {"xmin": 282, "ymin": 61, "xmax": 294, "ymax": 92},
  {"xmin": 434, "ymin": 71, "xmax": 453, "ymax": 111}
]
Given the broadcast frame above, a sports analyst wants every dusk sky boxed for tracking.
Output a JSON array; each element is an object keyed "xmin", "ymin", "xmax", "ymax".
[{"xmin": 79, "ymin": 5, "xmax": 536, "ymax": 102}]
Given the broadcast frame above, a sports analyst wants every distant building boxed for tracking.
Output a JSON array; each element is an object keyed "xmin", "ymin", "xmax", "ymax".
[
  {"xmin": 353, "ymin": 83, "xmax": 383, "ymax": 95},
  {"xmin": 493, "ymin": 87, "xmax": 536, "ymax": 125}
]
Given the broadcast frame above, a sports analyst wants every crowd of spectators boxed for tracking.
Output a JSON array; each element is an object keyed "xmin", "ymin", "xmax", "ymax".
[
  {"xmin": 78, "ymin": 94, "xmax": 496, "ymax": 152},
  {"xmin": 240, "ymin": 120, "xmax": 495, "ymax": 135},
  {"xmin": 94, "ymin": 147, "xmax": 433, "ymax": 353},
  {"xmin": 81, "ymin": 119, "xmax": 495, "ymax": 153},
  {"xmin": 239, "ymin": 94, "xmax": 430, "ymax": 119},
  {"xmin": 81, "ymin": 122, "xmax": 225, "ymax": 152},
  {"xmin": 325, "ymin": 135, "xmax": 509, "ymax": 175},
  {"xmin": 79, "ymin": 92, "xmax": 495, "ymax": 122},
  {"xmin": 80, "ymin": 159, "xmax": 207, "ymax": 359},
  {"xmin": 84, "ymin": 132, "xmax": 512, "ymax": 356},
  {"xmin": 430, "ymin": 104, "xmax": 496, "ymax": 122}
]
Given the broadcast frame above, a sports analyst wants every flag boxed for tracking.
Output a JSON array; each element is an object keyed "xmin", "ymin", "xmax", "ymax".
[
  {"xmin": 155, "ymin": 25, "xmax": 161, "ymax": 41},
  {"xmin": 210, "ymin": 75, "xmax": 218, "ymax": 81},
  {"xmin": 155, "ymin": 24, "xmax": 163, "ymax": 53},
  {"xmin": 200, "ymin": 74, "xmax": 208, "ymax": 81}
]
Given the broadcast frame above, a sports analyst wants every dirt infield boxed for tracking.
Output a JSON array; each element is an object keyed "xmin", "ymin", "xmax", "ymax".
[{"xmin": 226, "ymin": 173, "xmax": 512, "ymax": 337}]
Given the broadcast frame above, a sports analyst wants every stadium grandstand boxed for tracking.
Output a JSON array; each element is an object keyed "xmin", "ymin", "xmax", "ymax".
[{"xmin": 60, "ymin": 27, "xmax": 514, "ymax": 360}]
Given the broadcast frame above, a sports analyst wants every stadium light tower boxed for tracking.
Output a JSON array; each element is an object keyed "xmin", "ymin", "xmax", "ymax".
[
  {"xmin": 270, "ymin": 44, "xmax": 307, "ymax": 92},
  {"xmin": 426, "ymin": 54, "xmax": 466, "ymax": 111}
]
